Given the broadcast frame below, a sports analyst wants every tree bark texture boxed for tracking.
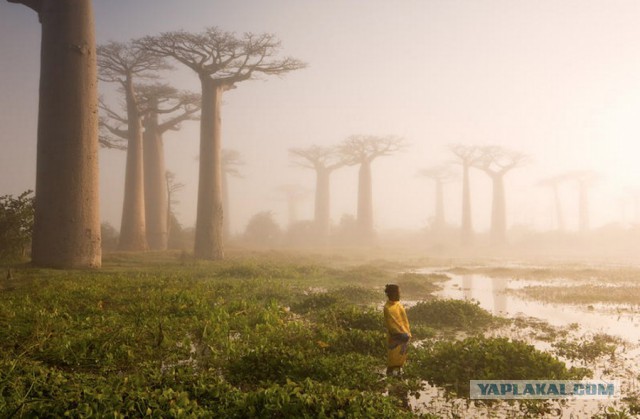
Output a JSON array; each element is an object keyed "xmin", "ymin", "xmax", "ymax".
[
  {"xmin": 143, "ymin": 109, "xmax": 168, "ymax": 250},
  {"xmin": 27, "ymin": 0, "xmax": 102, "ymax": 268},
  {"xmin": 118, "ymin": 78, "xmax": 147, "ymax": 251},
  {"xmin": 194, "ymin": 78, "xmax": 224, "ymax": 259},
  {"xmin": 490, "ymin": 174, "xmax": 507, "ymax": 244},
  {"xmin": 461, "ymin": 164, "xmax": 473, "ymax": 245},
  {"xmin": 356, "ymin": 160, "xmax": 374, "ymax": 241},
  {"xmin": 314, "ymin": 168, "xmax": 331, "ymax": 237}
]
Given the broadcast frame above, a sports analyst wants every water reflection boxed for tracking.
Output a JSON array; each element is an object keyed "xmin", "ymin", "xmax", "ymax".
[{"xmin": 436, "ymin": 272, "xmax": 640, "ymax": 342}]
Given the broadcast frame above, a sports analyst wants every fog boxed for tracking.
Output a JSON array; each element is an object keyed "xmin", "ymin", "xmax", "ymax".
[{"xmin": 3, "ymin": 0, "xmax": 640, "ymax": 244}]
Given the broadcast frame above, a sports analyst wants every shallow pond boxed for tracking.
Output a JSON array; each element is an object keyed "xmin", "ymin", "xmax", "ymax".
[{"xmin": 430, "ymin": 271, "xmax": 640, "ymax": 344}]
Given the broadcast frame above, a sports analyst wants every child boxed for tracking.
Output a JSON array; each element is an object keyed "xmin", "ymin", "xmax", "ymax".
[{"xmin": 383, "ymin": 284, "xmax": 411, "ymax": 376}]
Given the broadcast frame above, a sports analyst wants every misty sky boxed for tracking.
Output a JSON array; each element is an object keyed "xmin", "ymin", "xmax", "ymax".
[{"xmin": 2, "ymin": 0, "xmax": 640, "ymax": 234}]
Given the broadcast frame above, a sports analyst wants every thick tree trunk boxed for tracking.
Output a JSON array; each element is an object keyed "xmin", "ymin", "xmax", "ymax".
[
  {"xmin": 434, "ymin": 179, "xmax": 445, "ymax": 231},
  {"xmin": 143, "ymin": 109, "xmax": 168, "ymax": 250},
  {"xmin": 27, "ymin": 0, "xmax": 101, "ymax": 268},
  {"xmin": 194, "ymin": 78, "xmax": 224, "ymax": 259},
  {"xmin": 490, "ymin": 174, "xmax": 507, "ymax": 244},
  {"xmin": 314, "ymin": 168, "xmax": 331, "ymax": 237},
  {"xmin": 118, "ymin": 78, "xmax": 147, "ymax": 251},
  {"xmin": 356, "ymin": 160, "xmax": 374, "ymax": 241},
  {"xmin": 461, "ymin": 164, "xmax": 473, "ymax": 245}
]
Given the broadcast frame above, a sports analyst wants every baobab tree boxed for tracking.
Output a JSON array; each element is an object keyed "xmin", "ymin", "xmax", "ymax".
[
  {"xmin": 475, "ymin": 146, "xmax": 528, "ymax": 244},
  {"xmin": 139, "ymin": 84, "xmax": 200, "ymax": 250},
  {"xmin": 138, "ymin": 28, "xmax": 306, "ymax": 260},
  {"xmin": 449, "ymin": 144, "xmax": 482, "ymax": 246},
  {"xmin": 101, "ymin": 85, "xmax": 199, "ymax": 250},
  {"xmin": 8, "ymin": 0, "xmax": 101, "ymax": 268},
  {"xmin": 537, "ymin": 175, "xmax": 566, "ymax": 231},
  {"xmin": 97, "ymin": 41, "xmax": 169, "ymax": 251},
  {"xmin": 221, "ymin": 149, "xmax": 244, "ymax": 240},
  {"xmin": 339, "ymin": 135, "xmax": 406, "ymax": 242},
  {"xmin": 419, "ymin": 164, "xmax": 456, "ymax": 233},
  {"xmin": 275, "ymin": 184, "xmax": 310, "ymax": 227},
  {"xmin": 563, "ymin": 170, "xmax": 599, "ymax": 233},
  {"xmin": 289, "ymin": 145, "xmax": 344, "ymax": 237}
]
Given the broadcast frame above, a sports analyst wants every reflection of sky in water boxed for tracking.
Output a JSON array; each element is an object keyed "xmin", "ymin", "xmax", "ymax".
[{"xmin": 433, "ymin": 273, "xmax": 640, "ymax": 343}]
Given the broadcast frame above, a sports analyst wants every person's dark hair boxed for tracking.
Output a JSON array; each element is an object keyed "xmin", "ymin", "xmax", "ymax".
[{"xmin": 385, "ymin": 284, "xmax": 400, "ymax": 301}]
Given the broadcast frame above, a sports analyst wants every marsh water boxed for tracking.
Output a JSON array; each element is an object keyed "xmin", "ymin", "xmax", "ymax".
[
  {"xmin": 427, "ymin": 270, "xmax": 640, "ymax": 343},
  {"xmin": 407, "ymin": 269, "xmax": 640, "ymax": 417}
]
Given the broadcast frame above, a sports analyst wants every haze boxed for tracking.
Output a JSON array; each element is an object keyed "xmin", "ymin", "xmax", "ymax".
[{"xmin": 3, "ymin": 0, "xmax": 640, "ymax": 242}]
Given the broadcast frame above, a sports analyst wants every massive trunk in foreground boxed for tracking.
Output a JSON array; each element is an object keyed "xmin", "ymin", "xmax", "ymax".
[
  {"xmin": 143, "ymin": 108, "xmax": 168, "ymax": 250},
  {"xmin": 118, "ymin": 79, "xmax": 147, "ymax": 251},
  {"xmin": 16, "ymin": 0, "xmax": 102, "ymax": 268},
  {"xmin": 194, "ymin": 79, "xmax": 224, "ymax": 259}
]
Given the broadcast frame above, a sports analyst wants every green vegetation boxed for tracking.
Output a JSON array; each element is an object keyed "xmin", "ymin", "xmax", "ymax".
[
  {"xmin": 0, "ymin": 253, "xmax": 594, "ymax": 417},
  {"xmin": 407, "ymin": 299, "xmax": 499, "ymax": 331},
  {"xmin": 0, "ymin": 190, "xmax": 34, "ymax": 263},
  {"xmin": 552, "ymin": 333, "xmax": 621, "ymax": 364},
  {"xmin": 406, "ymin": 336, "xmax": 591, "ymax": 398}
]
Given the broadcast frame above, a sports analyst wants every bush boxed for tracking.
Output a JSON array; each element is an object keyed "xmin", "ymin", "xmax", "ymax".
[
  {"xmin": 406, "ymin": 336, "xmax": 591, "ymax": 398},
  {"xmin": 0, "ymin": 190, "xmax": 34, "ymax": 262},
  {"xmin": 407, "ymin": 298, "xmax": 497, "ymax": 330}
]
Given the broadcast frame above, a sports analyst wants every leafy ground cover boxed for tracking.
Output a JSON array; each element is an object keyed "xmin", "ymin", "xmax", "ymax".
[{"xmin": 0, "ymin": 251, "xmax": 591, "ymax": 417}]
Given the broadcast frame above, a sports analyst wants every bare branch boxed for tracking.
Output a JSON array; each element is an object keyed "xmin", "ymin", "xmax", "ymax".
[
  {"xmin": 7, "ymin": 0, "xmax": 42, "ymax": 13},
  {"xmin": 338, "ymin": 135, "xmax": 407, "ymax": 165},
  {"xmin": 137, "ymin": 27, "xmax": 306, "ymax": 87},
  {"xmin": 289, "ymin": 145, "xmax": 344, "ymax": 172}
]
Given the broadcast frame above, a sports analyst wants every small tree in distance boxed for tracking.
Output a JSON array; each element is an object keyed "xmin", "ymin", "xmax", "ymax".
[
  {"xmin": 289, "ymin": 145, "xmax": 344, "ymax": 238},
  {"xmin": 338, "ymin": 135, "xmax": 406, "ymax": 243}
]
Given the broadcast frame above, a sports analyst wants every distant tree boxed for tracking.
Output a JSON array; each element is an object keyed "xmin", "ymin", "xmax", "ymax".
[
  {"xmin": 275, "ymin": 184, "xmax": 310, "ymax": 227},
  {"xmin": 537, "ymin": 175, "xmax": 566, "ymax": 231},
  {"xmin": 165, "ymin": 171, "xmax": 185, "ymax": 246},
  {"xmin": 0, "ymin": 191, "xmax": 34, "ymax": 262},
  {"xmin": 419, "ymin": 165, "xmax": 456, "ymax": 232},
  {"xmin": 244, "ymin": 211, "xmax": 282, "ymax": 247},
  {"xmin": 475, "ymin": 146, "xmax": 529, "ymax": 244},
  {"xmin": 563, "ymin": 170, "xmax": 599, "ymax": 233},
  {"xmin": 338, "ymin": 135, "xmax": 406, "ymax": 242},
  {"xmin": 139, "ymin": 84, "xmax": 200, "ymax": 250},
  {"xmin": 97, "ymin": 41, "xmax": 169, "ymax": 251},
  {"xmin": 7, "ymin": 0, "xmax": 101, "ymax": 268},
  {"xmin": 100, "ymin": 222, "xmax": 119, "ymax": 252},
  {"xmin": 289, "ymin": 145, "xmax": 344, "ymax": 237},
  {"xmin": 222, "ymin": 149, "xmax": 244, "ymax": 240},
  {"xmin": 449, "ymin": 144, "xmax": 483, "ymax": 246},
  {"xmin": 139, "ymin": 28, "xmax": 306, "ymax": 260}
]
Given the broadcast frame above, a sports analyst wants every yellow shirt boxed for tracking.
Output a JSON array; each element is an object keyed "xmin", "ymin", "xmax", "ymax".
[{"xmin": 384, "ymin": 300, "xmax": 411, "ymax": 337}]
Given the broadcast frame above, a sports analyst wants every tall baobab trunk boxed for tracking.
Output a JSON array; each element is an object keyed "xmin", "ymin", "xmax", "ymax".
[
  {"xmin": 579, "ymin": 181, "xmax": 589, "ymax": 232},
  {"xmin": 118, "ymin": 79, "xmax": 147, "ymax": 251},
  {"xmin": 357, "ymin": 160, "xmax": 374, "ymax": 240},
  {"xmin": 143, "ymin": 109, "xmax": 168, "ymax": 250},
  {"xmin": 434, "ymin": 179, "xmax": 445, "ymax": 231},
  {"xmin": 461, "ymin": 164, "xmax": 473, "ymax": 245},
  {"xmin": 26, "ymin": 0, "xmax": 102, "ymax": 268},
  {"xmin": 490, "ymin": 174, "xmax": 507, "ymax": 244},
  {"xmin": 315, "ymin": 168, "xmax": 331, "ymax": 236},
  {"xmin": 194, "ymin": 78, "xmax": 224, "ymax": 259}
]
